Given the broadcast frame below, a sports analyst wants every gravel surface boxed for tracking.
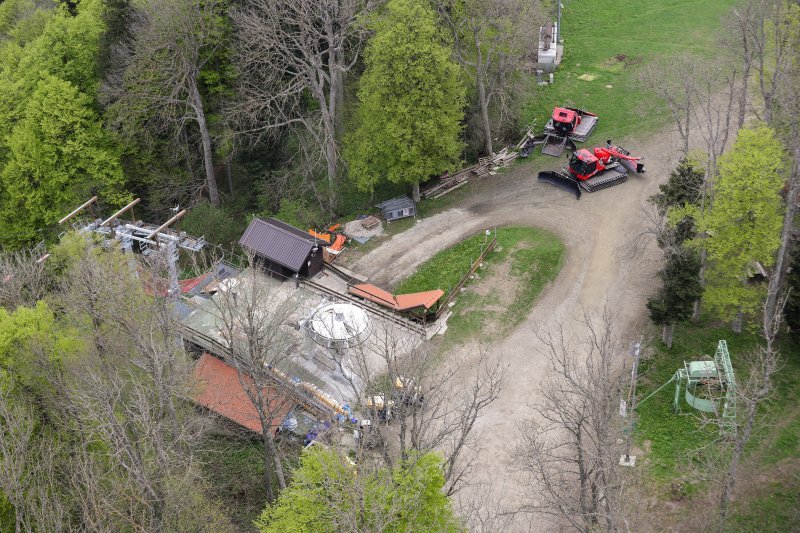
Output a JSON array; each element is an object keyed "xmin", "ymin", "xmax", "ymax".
[{"xmin": 351, "ymin": 128, "xmax": 689, "ymax": 529}]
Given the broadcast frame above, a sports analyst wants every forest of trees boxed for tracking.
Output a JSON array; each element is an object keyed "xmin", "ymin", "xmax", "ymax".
[
  {"xmin": 0, "ymin": 0, "xmax": 535, "ymax": 529},
  {"xmin": 1, "ymin": 0, "xmax": 800, "ymax": 530},
  {"xmin": 0, "ymin": 0, "xmax": 541, "ymax": 251}
]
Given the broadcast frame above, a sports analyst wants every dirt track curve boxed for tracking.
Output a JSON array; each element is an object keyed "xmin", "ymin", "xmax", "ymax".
[{"xmin": 350, "ymin": 127, "xmax": 686, "ymax": 530}]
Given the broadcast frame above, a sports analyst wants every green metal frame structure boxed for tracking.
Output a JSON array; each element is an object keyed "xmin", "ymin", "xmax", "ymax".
[{"xmin": 639, "ymin": 340, "xmax": 737, "ymax": 435}]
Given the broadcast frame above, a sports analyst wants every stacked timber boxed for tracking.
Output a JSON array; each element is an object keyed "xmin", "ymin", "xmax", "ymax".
[
  {"xmin": 422, "ymin": 165, "xmax": 479, "ymax": 199},
  {"xmin": 490, "ymin": 147, "xmax": 519, "ymax": 169},
  {"xmin": 360, "ymin": 216, "xmax": 380, "ymax": 230},
  {"xmin": 420, "ymin": 145, "xmax": 521, "ymax": 201}
]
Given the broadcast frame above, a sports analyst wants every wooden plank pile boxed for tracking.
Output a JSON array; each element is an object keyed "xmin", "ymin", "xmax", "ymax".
[
  {"xmin": 421, "ymin": 145, "xmax": 521, "ymax": 200},
  {"xmin": 490, "ymin": 147, "xmax": 518, "ymax": 169},
  {"xmin": 422, "ymin": 165, "xmax": 480, "ymax": 199},
  {"xmin": 360, "ymin": 216, "xmax": 380, "ymax": 230},
  {"xmin": 516, "ymin": 126, "xmax": 537, "ymax": 150}
]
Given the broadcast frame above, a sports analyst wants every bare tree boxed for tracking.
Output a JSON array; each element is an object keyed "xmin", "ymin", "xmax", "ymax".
[
  {"xmin": 716, "ymin": 285, "xmax": 787, "ymax": 529},
  {"xmin": 0, "ymin": 388, "xmax": 35, "ymax": 533},
  {"xmin": 637, "ymin": 56, "xmax": 705, "ymax": 156},
  {"xmin": 229, "ymin": 0, "xmax": 377, "ymax": 212},
  {"xmin": 103, "ymin": 0, "xmax": 226, "ymax": 205},
  {"xmin": 341, "ymin": 321, "xmax": 505, "ymax": 497},
  {"xmin": 23, "ymin": 439, "xmax": 72, "ymax": 533},
  {"xmin": 689, "ymin": 57, "xmax": 741, "ymax": 324},
  {"xmin": 764, "ymin": 48, "xmax": 800, "ymax": 323},
  {"xmin": 730, "ymin": 0, "xmax": 798, "ymax": 125},
  {"xmin": 210, "ymin": 264, "xmax": 303, "ymax": 501},
  {"xmin": 437, "ymin": 0, "xmax": 541, "ymax": 156},
  {"xmin": 516, "ymin": 310, "xmax": 629, "ymax": 532},
  {"xmin": 723, "ymin": 4, "xmax": 758, "ymax": 130},
  {"xmin": 0, "ymin": 390, "xmax": 75, "ymax": 533},
  {"xmin": 53, "ymin": 244, "xmax": 223, "ymax": 531},
  {"xmin": 0, "ymin": 247, "xmax": 49, "ymax": 310}
]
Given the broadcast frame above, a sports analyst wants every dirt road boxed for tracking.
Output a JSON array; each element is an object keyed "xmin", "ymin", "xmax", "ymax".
[{"xmin": 351, "ymin": 129, "xmax": 686, "ymax": 530}]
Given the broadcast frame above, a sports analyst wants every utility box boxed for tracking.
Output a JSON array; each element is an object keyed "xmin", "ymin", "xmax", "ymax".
[{"xmin": 687, "ymin": 360, "xmax": 717, "ymax": 379}]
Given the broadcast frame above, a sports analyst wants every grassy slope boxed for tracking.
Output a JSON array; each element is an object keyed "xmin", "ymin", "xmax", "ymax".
[
  {"xmin": 523, "ymin": 0, "xmax": 737, "ymax": 141},
  {"xmin": 634, "ymin": 321, "xmax": 800, "ymax": 529},
  {"xmin": 395, "ymin": 227, "xmax": 564, "ymax": 344}
]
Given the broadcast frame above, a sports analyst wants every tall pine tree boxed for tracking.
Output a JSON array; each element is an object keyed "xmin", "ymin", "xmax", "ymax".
[{"xmin": 647, "ymin": 158, "xmax": 705, "ymax": 347}]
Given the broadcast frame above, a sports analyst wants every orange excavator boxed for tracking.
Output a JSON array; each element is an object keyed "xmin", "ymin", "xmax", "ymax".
[{"xmin": 308, "ymin": 224, "xmax": 346, "ymax": 253}]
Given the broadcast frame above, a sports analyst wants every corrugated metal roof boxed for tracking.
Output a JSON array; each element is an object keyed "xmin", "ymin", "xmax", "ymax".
[
  {"xmin": 377, "ymin": 196, "xmax": 415, "ymax": 213},
  {"xmin": 239, "ymin": 217, "xmax": 317, "ymax": 272}
]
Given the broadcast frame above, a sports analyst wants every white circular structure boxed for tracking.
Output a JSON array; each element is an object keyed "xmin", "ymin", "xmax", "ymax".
[{"xmin": 304, "ymin": 302, "xmax": 371, "ymax": 350}]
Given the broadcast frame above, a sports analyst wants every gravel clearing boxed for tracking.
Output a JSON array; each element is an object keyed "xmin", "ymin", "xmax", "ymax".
[{"xmin": 350, "ymin": 127, "xmax": 691, "ymax": 528}]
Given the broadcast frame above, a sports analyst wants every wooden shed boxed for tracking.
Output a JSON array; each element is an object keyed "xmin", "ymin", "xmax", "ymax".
[
  {"xmin": 238, "ymin": 217, "xmax": 324, "ymax": 278},
  {"xmin": 377, "ymin": 196, "xmax": 416, "ymax": 222}
]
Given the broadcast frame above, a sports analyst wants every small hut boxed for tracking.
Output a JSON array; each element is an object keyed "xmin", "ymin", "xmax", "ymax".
[
  {"xmin": 238, "ymin": 217, "xmax": 324, "ymax": 278},
  {"xmin": 377, "ymin": 196, "xmax": 416, "ymax": 222}
]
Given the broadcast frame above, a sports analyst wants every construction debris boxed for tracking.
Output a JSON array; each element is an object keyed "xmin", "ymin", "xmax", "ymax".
[
  {"xmin": 361, "ymin": 216, "xmax": 380, "ymax": 230},
  {"xmin": 489, "ymin": 148, "xmax": 518, "ymax": 169},
  {"xmin": 343, "ymin": 217, "xmax": 384, "ymax": 244},
  {"xmin": 421, "ymin": 167, "xmax": 473, "ymax": 199},
  {"xmin": 421, "ymin": 150, "xmax": 517, "ymax": 201}
]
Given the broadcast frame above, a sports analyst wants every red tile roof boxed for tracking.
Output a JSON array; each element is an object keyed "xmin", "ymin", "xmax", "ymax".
[
  {"xmin": 395, "ymin": 289, "xmax": 445, "ymax": 311},
  {"xmin": 179, "ymin": 273, "xmax": 210, "ymax": 294},
  {"xmin": 192, "ymin": 353, "xmax": 294, "ymax": 434}
]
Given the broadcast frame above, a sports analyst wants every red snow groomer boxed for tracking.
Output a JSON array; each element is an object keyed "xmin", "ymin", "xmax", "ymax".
[
  {"xmin": 519, "ymin": 106, "xmax": 599, "ymax": 157},
  {"xmin": 537, "ymin": 141, "xmax": 645, "ymax": 199}
]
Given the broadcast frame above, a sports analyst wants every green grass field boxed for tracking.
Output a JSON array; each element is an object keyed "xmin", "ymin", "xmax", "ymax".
[
  {"xmin": 524, "ymin": 0, "xmax": 738, "ymax": 141},
  {"xmin": 634, "ymin": 324, "xmax": 761, "ymax": 482},
  {"xmin": 396, "ymin": 227, "xmax": 564, "ymax": 344},
  {"xmin": 635, "ymin": 322, "xmax": 800, "ymax": 479},
  {"xmin": 633, "ymin": 320, "xmax": 800, "ymax": 530}
]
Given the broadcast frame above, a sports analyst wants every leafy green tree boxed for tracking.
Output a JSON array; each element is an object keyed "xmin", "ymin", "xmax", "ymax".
[
  {"xmin": 256, "ymin": 448, "xmax": 463, "ymax": 532},
  {"xmin": 345, "ymin": 0, "xmax": 465, "ymax": 202},
  {"xmin": 19, "ymin": 0, "xmax": 105, "ymax": 96},
  {"xmin": 0, "ymin": 75, "xmax": 126, "ymax": 248},
  {"xmin": 0, "ymin": 0, "xmax": 105, "ymax": 136},
  {"xmin": 696, "ymin": 124, "xmax": 786, "ymax": 325},
  {"xmin": 178, "ymin": 201, "xmax": 247, "ymax": 249},
  {"xmin": 647, "ymin": 251, "xmax": 703, "ymax": 348}
]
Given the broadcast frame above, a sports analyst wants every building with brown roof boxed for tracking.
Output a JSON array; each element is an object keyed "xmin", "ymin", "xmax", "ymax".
[{"xmin": 239, "ymin": 217, "xmax": 324, "ymax": 278}]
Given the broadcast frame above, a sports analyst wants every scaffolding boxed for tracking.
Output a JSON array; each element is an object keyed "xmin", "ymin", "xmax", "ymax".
[{"xmin": 59, "ymin": 198, "xmax": 206, "ymax": 298}]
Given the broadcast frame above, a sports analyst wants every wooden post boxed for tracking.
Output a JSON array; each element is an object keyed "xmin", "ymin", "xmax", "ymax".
[
  {"xmin": 147, "ymin": 209, "xmax": 187, "ymax": 241},
  {"xmin": 101, "ymin": 198, "xmax": 141, "ymax": 226},
  {"xmin": 59, "ymin": 196, "xmax": 98, "ymax": 224}
]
